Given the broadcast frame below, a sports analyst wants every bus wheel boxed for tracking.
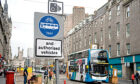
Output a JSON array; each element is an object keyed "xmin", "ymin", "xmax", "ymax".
[{"xmin": 81, "ymin": 76, "xmax": 83, "ymax": 82}]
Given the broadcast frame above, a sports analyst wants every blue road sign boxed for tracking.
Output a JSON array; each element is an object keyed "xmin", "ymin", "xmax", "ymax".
[{"xmin": 39, "ymin": 16, "xmax": 60, "ymax": 37}]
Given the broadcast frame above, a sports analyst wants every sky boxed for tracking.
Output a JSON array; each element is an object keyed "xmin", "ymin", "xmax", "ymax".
[{"xmin": 1, "ymin": 0, "xmax": 108, "ymax": 58}]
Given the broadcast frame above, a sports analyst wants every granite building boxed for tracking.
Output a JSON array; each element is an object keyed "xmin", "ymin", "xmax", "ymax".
[
  {"xmin": 0, "ymin": 0, "xmax": 12, "ymax": 67},
  {"xmin": 64, "ymin": 0, "xmax": 140, "ymax": 79},
  {"xmin": 63, "ymin": 6, "xmax": 87, "ymax": 63}
]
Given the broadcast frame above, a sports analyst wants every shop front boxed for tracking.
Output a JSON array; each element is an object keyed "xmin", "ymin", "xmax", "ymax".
[
  {"xmin": 109, "ymin": 57, "xmax": 122, "ymax": 78},
  {"xmin": 124, "ymin": 56, "xmax": 133, "ymax": 79},
  {"xmin": 135, "ymin": 55, "xmax": 140, "ymax": 74}
]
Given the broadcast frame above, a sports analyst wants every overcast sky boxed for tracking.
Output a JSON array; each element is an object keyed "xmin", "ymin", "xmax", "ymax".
[{"xmin": 1, "ymin": 0, "xmax": 108, "ymax": 58}]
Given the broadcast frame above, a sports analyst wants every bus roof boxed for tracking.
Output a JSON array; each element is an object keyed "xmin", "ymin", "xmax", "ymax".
[
  {"xmin": 68, "ymin": 49, "xmax": 89, "ymax": 56},
  {"xmin": 68, "ymin": 49, "xmax": 107, "ymax": 56}
]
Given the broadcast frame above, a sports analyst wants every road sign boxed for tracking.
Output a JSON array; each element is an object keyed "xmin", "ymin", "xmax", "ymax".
[
  {"xmin": 34, "ymin": 12, "xmax": 64, "ymax": 58},
  {"xmin": 39, "ymin": 16, "xmax": 60, "ymax": 37},
  {"xmin": 48, "ymin": 1, "xmax": 63, "ymax": 15},
  {"xmin": 36, "ymin": 39, "xmax": 62, "ymax": 57},
  {"xmin": 34, "ymin": 12, "xmax": 64, "ymax": 40}
]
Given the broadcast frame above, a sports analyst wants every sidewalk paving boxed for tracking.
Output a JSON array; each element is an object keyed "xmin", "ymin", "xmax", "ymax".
[
  {"xmin": 15, "ymin": 72, "xmax": 24, "ymax": 84},
  {"xmin": 118, "ymin": 79, "xmax": 140, "ymax": 84},
  {"xmin": 0, "ymin": 74, "xmax": 6, "ymax": 84}
]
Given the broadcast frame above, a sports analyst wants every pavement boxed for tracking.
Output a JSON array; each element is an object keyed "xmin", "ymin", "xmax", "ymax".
[
  {"xmin": 14, "ymin": 73, "xmax": 140, "ymax": 84},
  {"xmin": 15, "ymin": 72, "xmax": 24, "ymax": 84},
  {"xmin": 0, "ymin": 73, "xmax": 6, "ymax": 84}
]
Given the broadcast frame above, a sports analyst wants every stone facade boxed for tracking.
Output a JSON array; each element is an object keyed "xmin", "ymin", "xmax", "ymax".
[
  {"xmin": 12, "ymin": 47, "xmax": 25, "ymax": 68},
  {"xmin": 63, "ymin": 6, "xmax": 87, "ymax": 63},
  {"xmin": 64, "ymin": 0, "xmax": 140, "ymax": 79},
  {"xmin": 0, "ymin": 0, "xmax": 12, "ymax": 65}
]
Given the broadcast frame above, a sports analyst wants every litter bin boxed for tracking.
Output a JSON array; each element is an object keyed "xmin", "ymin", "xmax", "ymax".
[{"xmin": 6, "ymin": 71, "xmax": 14, "ymax": 84}]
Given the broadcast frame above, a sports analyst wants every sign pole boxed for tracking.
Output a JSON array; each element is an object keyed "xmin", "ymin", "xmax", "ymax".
[{"xmin": 55, "ymin": 59, "xmax": 59, "ymax": 84}]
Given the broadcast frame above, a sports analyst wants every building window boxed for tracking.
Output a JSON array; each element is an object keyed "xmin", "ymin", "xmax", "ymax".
[
  {"xmin": 79, "ymin": 40, "xmax": 81, "ymax": 49},
  {"xmin": 117, "ymin": 43, "xmax": 120, "ymax": 56},
  {"xmin": 117, "ymin": 22, "xmax": 120, "ymax": 37},
  {"xmin": 109, "ymin": 10, "xmax": 111, "ymax": 20},
  {"xmin": 85, "ymin": 38, "xmax": 86, "ymax": 47},
  {"xmin": 101, "ymin": 30, "xmax": 103, "ymax": 41},
  {"xmin": 109, "ymin": 45, "xmax": 111, "ymax": 58},
  {"xmin": 101, "ymin": 17, "xmax": 103, "ymax": 24},
  {"xmin": 94, "ymin": 32, "xmax": 97, "ymax": 43},
  {"xmin": 126, "ymin": 43, "xmax": 130, "ymax": 55},
  {"xmin": 109, "ymin": 26, "xmax": 111, "ymax": 39},
  {"xmin": 126, "ymin": 23, "xmax": 130, "ymax": 37},
  {"xmin": 117, "ymin": 5, "xmax": 120, "ymax": 16},
  {"xmin": 126, "ymin": 6, "xmax": 130, "ymax": 18},
  {"xmin": 89, "ymin": 35, "xmax": 91, "ymax": 45}
]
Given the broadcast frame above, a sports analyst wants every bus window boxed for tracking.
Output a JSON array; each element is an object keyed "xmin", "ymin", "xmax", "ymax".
[
  {"xmin": 93, "ymin": 64, "xmax": 108, "ymax": 75},
  {"xmin": 75, "ymin": 53, "xmax": 78, "ymax": 59},
  {"xmin": 80, "ymin": 64, "xmax": 83, "ymax": 73},
  {"xmin": 74, "ymin": 66, "xmax": 79, "ymax": 72},
  {"xmin": 85, "ymin": 51, "xmax": 88, "ymax": 58},
  {"xmin": 98, "ymin": 51, "xmax": 108, "ymax": 62},
  {"xmin": 70, "ymin": 61, "xmax": 74, "ymax": 65},
  {"xmin": 69, "ymin": 66, "xmax": 75, "ymax": 72}
]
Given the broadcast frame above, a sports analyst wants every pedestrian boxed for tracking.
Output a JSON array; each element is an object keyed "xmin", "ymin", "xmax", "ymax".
[
  {"xmin": 49, "ymin": 68, "xmax": 53, "ymax": 80},
  {"xmin": 4, "ymin": 68, "xmax": 6, "ymax": 77},
  {"xmin": 44, "ymin": 69, "xmax": 48, "ymax": 79},
  {"xmin": 24, "ymin": 67, "xmax": 28, "ymax": 84},
  {"xmin": 131, "ymin": 73, "xmax": 135, "ymax": 84},
  {"xmin": 135, "ymin": 71, "xmax": 139, "ymax": 84}
]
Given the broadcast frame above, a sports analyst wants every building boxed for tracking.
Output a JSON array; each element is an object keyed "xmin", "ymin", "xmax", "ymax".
[
  {"xmin": 24, "ymin": 48, "xmax": 34, "ymax": 67},
  {"xmin": 0, "ymin": 0, "xmax": 12, "ymax": 68},
  {"xmin": 64, "ymin": 0, "xmax": 140, "ymax": 79},
  {"xmin": 63, "ymin": 6, "xmax": 88, "ymax": 63},
  {"xmin": 12, "ymin": 47, "xmax": 25, "ymax": 68},
  {"xmin": 72, "ymin": 6, "xmax": 86, "ymax": 27},
  {"xmin": 64, "ymin": 14, "xmax": 73, "ymax": 38}
]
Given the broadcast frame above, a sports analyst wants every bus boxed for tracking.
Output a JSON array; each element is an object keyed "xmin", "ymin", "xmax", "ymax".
[{"xmin": 67, "ymin": 49, "xmax": 109, "ymax": 83}]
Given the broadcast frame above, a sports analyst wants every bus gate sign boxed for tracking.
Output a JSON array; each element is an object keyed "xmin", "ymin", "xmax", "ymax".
[
  {"xmin": 39, "ymin": 16, "xmax": 60, "ymax": 37},
  {"xmin": 34, "ymin": 12, "xmax": 64, "ymax": 58}
]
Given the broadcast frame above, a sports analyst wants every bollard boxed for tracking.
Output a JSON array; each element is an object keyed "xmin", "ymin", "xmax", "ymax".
[{"xmin": 64, "ymin": 80, "xmax": 66, "ymax": 84}]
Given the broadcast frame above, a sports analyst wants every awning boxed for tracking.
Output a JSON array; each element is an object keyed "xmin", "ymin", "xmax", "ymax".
[
  {"xmin": 135, "ymin": 55, "xmax": 140, "ymax": 62},
  {"xmin": 109, "ymin": 57, "xmax": 121, "ymax": 64},
  {"xmin": 124, "ymin": 56, "xmax": 133, "ymax": 63}
]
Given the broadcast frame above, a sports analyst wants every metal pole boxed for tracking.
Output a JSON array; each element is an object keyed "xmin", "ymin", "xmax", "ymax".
[{"xmin": 55, "ymin": 59, "xmax": 59, "ymax": 84}]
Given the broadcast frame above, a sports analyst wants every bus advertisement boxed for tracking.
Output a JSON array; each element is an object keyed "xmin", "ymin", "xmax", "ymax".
[{"xmin": 67, "ymin": 49, "xmax": 109, "ymax": 83}]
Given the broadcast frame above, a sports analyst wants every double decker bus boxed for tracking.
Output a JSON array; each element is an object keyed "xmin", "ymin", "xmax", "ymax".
[{"xmin": 67, "ymin": 49, "xmax": 109, "ymax": 83}]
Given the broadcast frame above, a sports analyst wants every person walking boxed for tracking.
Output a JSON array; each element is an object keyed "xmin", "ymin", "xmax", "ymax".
[
  {"xmin": 135, "ymin": 71, "xmax": 139, "ymax": 84},
  {"xmin": 131, "ymin": 73, "xmax": 135, "ymax": 84},
  {"xmin": 3, "ymin": 68, "xmax": 6, "ymax": 78},
  {"xmin": 24, "ymin": 67, "xmax": 28, "ymax": 84},
  {"xmin": 48, "ymin": 68, "xmax": 54, "ymax": 84},
  {"xmin": 49, "ymin": 68, "xmax": 53, "ymax": 80}
]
